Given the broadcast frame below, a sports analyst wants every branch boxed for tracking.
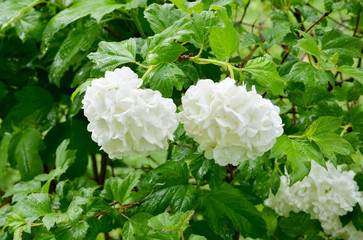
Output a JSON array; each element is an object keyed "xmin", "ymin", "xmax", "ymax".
[
  {"xmin": 172, "ymin": 142, "xmax": 194, "ymax": 149},
  {"xmin": 103, "ymin": 25, "xmax": 123, "ymax": 41},
  {"xmin": 305, "ymin": 12, "xmax": 330, "ymax": 33},
  {"xmin": 241, "ymin": 45, "xmax": 259, "ymax": 67},
  {"xmin": 280, "ymin": 11, "xmax": 330, "ymax": 64},
  {"xmin": 353, "ymin": 10, "xmax": 361, "ymax": 37},
  {"xmin": 91, "ymin": 154, "xmax": 99, "ymax": 183},
  {"xmin": 118, "ymin": 183, "xmax": 166, "ymax": 209},
  {"xmin": 98, "ymin": 154, "xmax": 108, "ymax": 186},
  {"xmin": 240, "ymin": 0, "xmax": 251, "ymax": 24}
]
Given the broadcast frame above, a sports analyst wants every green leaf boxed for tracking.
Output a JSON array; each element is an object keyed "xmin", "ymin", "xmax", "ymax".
[
  {"xmin": 321, "ymin": 29, "xmax": 362, "ymax": 59},
  {"xmin": 4, "ymin": 211, "xmax": 26, "ymax": 233},
  {"xmin": 261, "ymin": 22, "xmax": 291, "ymax": 48},
  {"xmin": 3, "ymin": 180, "xmax": 41, "ymax": 203},
  {"xmin": 16, "ymin": 193, "xmax": 51, "ymax": 220},
  {"xmin": 31, "ymin": 226, "xmax": 55, "ymax": 240},
  {"xmin": 271, "ymin": 136, "xmax": 324, "ymax": 184},
  {"xmin": 88, "ymin": 38, "xmax": 137, "ymax": 73},
  {"xmin": 101, "ymin": 171, "xmax": 142, "ymax": 204},
  {"xmin": 55, "ymin": 139, "xmax": 77, "ymax": 172},
  {"xmin": 145, "ymin": 17, "xmax": 193, "ymax": 65},
  {"xmin": 49, "ymin": 24, "xmax": 99, "ymax": 86},
  {"xmin": 132, "ymin": 161, "xmax": 197, "ymax": 215},
  {"xmin": 261, "ymin": 207, "xmax": 278, "ymax": 237},
  {"xmin": 0, "ymin": 133, "xmax": 11, "ymax": 183},
  {"xmin": 1, "ymin": 86, "xmax": 55, "ymax": 134},
  {"xmin": 0, "ymin": 0, "xmax": 42, "ymax": 32},
  {"xmin": 170, "ymin": 0, "xmax": 204, "ymax": 14},
  {"xmin": 353, "ymin": 203, "xmax": 363, "ymax": 231},
  {"xmin": 148, "ymin": 212, "xmax": 183, "ymax": 231},
  {"xmin": 295, "ymin": 30, "xmax": 320, "ymax": 57},
  {"xmin": 191, "ymin": 11, "xmax": 219, "ymax": 48},
  {"xmin": 314, "ymin": 132, "xmax": 353, "ymax": 163},
  {"xmin": 147, "ymin": 42, "xmax": 187, "ymax": 65},
  {"xmin": 15, "ymin": 10, "xmax": 46, "ymax": 42},
  {"xmin": 144, "ymin": 3, "xmax": 187, "ymax": 34},
  {"xmin": 54, "ymin": 222, "xmax": 89, "ymax": 240},
  {"xmin": 279, "ymin": 212, "xmax": 322, "ymax": 238},
  {"xmin": 197, "ymin": 183, "xmax": 266, "ymax": 238},
  {"xmin": 209, "ymin": 8, "xmax": 239, "ymax": 60},
  {"xmin": 122, "ymin": 212, "xmax": 153, "ymax": 240},
  {"xmin": 189, "ymin": 235, "xmax": 207, "ymax": 240},
  {"xmin": 338, "ymin": 65, "xmax": 363, "ymax": 85},
  {"xmin": 286, "ymin": 61, "xmax": 333, "ymax": 106},
  {"xmin": 349, "ymin": 103, "xmax": 363, "ymax": 135},
  {"xmin": 244, "ymin": 55, "xmax": 286, "ymax": 95},
  {"xmin": 10, "ymin": 127, "xmax": 45, "ymax": 181},
  {"xmin": 304, "ymin": 116, "xmax": 342, "ymax": 137},
  {"xmin": 147, "ymin": 63, "xmax": 185, "ymax": 97},
  {"xmin": 303, "ymin": 116, "xmax": 353, "ymax": 164},
  {"xmin": 42, "ymin": 0, "xmax": 123, "ymax": 47},
  {"xmin": 253, "ymin": 171, "xmax": 280, "ymax": 199},
  {"xmin": 42, "ymin": 213, "xmax": 68, "ymax": 230}
]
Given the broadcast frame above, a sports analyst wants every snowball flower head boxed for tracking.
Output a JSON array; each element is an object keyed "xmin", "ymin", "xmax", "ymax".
[
  {"xmin": 179, "ymin": 78, "xmax": 283, "ymax": 166},
  {"xmin": 82, "ymin": 67, "xmax": 178, "ymax": 159},
  {"xmin": 265, "ymin": 160, "xmax": 363, "ymax": 238}
]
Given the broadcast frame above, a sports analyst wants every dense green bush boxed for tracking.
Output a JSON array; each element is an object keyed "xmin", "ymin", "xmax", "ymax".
[{"xmin": 0, "ymin": 0, "xmax": 362, "ymax": 239}]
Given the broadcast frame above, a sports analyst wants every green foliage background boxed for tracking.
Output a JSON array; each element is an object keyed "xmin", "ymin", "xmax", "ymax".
[{"xmin": 0, "ymin": 0, "xmax": 362, "ymax": 239}]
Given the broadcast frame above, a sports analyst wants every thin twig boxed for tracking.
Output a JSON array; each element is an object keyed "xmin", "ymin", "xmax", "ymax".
[
  {"xmin": 305, "ymin": 12, "xmax": 330, "ymax": 33},
  {"xmin": 91, "ymin": 154, "xmax": 99, "ymax": 183},
  {"xmin": 241, "ymin": 45, "xmax": 259, "ymax": 67},
  {"xmin": 118, "ymin": 183, "xmax": 166, "ymax": 209},
  {"xmin": 103, "ymin": 25, "xmax": 123, "ymax": 41},
  {"xmin": 0, "ymin": 197, "xmax": 11, "ymax": 208},
  {"xmin": 280, "ymin": 11, "xmax": 330, "ymax": 64},
  {"xmin": 99, "ymin": 154, "xmax": 108, "ymax": 186},
  {"xmin": 172, "ymin": 142, "xmax": 194, "ymax": 149},
  {"xmin": 240, "ymin": 0, "xmax": 251, "ymax": 24},
  {"xmin": 353, "ymin": 10, "xmax": 361, "ymax": 37}
]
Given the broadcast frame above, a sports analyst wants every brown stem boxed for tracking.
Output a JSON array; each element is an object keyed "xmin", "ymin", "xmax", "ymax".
[
  {"xmin": 305, "ymin": 12, "xmax": 330, "ymax": 33},
  {"xmin": 293, "ymin": 7, "xmax": 306, "ymax": 32},
  {"xmin": 292, "ymin": 103, "xmax": 297, "ymax": 125},
  {"xmin": 335, "ymin": 77, "xmax": 354, "ymax": 87},
  {"xmin": 233, "ymin": 231, "xmax": 240, "ymax": 240},
  {"xmin": 354, "ymin": 10, "xmax": 361, "ymax": 37},
  {"xmin": 280, "ymin": 11, "xmax": 330, "ymax": 64},
  {"xmin": 91, "ymin": 154, "xmax": 99, "ymax": 183},
  {"xmin": 306, "ymin": 2, "xmax": 354, "ymax": 31},
  {"xmin": 241, "ymin": 45, "xmax": 259, "ymax": 67},
  {"xmin": 103, "ymin": 25, "xmax": 123, "ymax": 41},
  {"xmin": 118, "ymin": 183, "xmax": 165, "ymax": 209},
  {"xmin": 223, "ymin": 164, "xmax": 238, "ymax": 184},
  {"xmin": 240, "ymin": 0, "xmax": 251, "ymax": 24},
  {"xmin": 172, "ymin": 142, "xmax": 194, "ymax": 149},
  {"xmin": 280, "ymin": 50, "xmax": 290, "ymax": 64},
  {"xmin": 99, "ymin": 154, "xmax": 108, "ymax": 186},
  {"xmin": 110, "ymin": 159, "xmax": 115, "ymax": 177},
  {"xmin": 0, "ymin": 197, "xmax": 11, "ymax": 208}
]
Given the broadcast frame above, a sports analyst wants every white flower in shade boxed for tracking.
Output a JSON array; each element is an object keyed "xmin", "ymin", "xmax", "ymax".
[
  {"xmin": 82, "ymin": 67, "xmax": 178, "ymax": 159},
  {"xmin": 320, "ymin": 216, "xmax": 363, "ymax": 240},
  {"xmin": 265, "ymin": 160, "xmax": 363, "ymax": 239},
  {"xmin": 179, "ymin": 78, "xmax": 283, "ymax": 166}
]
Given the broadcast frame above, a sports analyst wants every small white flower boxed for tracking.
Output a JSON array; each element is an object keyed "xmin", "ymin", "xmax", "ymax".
[
  {"xmin": 265, "ymin": 160, "xmax": 363, "ymax": 238},
  {"xmin": 179, "ymin": 78, "xmax": 283, "ymax": 166},
  {"xmin": 82, "ymin": 67, "xmax": 178, "ymax": 159}
]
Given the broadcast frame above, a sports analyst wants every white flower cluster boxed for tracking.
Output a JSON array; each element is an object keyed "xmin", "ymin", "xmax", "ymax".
[
  {"xmin": 82, "ymin": 67, "xmax": 178, "ymax": 159},
  {"xmin": 321, "ymin": 216, "xmax": 363, "ymax": 239},
  {"xmin": 265, "ymin": 160, "xmax": 363, "ymax": 239},
  {"xmin": 179, "ymin": 78, "xmax": 283, "ymax": 166}
]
